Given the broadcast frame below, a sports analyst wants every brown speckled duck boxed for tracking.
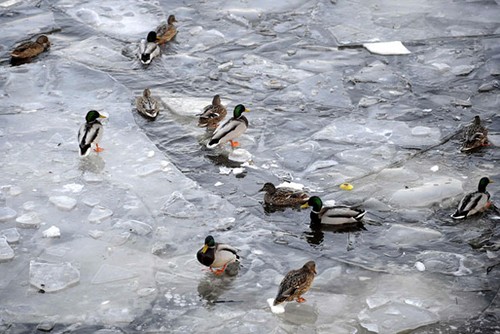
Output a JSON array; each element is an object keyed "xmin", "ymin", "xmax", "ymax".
[
  {"xmin": 11, "ymin": 35, "xmax": 50, "ymax": 60},
  {"xmin": 198, "ymin": 95, "xmax": 227, "ymax": 129},
  {"xmin": 274, "ymin": 261, "xmax": 316, "ymax": 306},
  {"xmin": 461, "ymin": 115, "xmax": 489, "ymax": 152},
  {"xmin": 259, "ymin": 182, "xmax": 309, "ymax": 207},
  {"xmin": 136, "ymin": 88, "xmax": 160, "ymax": 120},
  {"xmin": 156, "ymin": 15, "xmax": 177, "ymax": 45}
]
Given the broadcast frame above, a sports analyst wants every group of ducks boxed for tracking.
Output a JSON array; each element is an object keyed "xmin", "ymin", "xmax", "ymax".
[{"xmin": 139, "ymin": 15, "xmax": 177, "ymax": 65}]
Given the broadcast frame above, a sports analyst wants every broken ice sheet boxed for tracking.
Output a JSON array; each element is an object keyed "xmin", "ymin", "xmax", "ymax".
[
  {"xmin": 49, "ymin": 196, "xmax": 77, "ymax": 211},
  {"xmin": 0, "ymin": 227, "xmax": 20, "ymax": 243},
  {"xmin": 92, "ymin": 264, "xmax": 137, "ymax": 284},
  {"xmin": 88, "ymin": 206, "xmax": 113, "ymax": 223},
  {"xmin": 161, "ymin": 192, "xmax": 198, "ymax": 218},
  {"xmin": 363, "ymin": 41, "xmax": 411, "ymax": 55},
  {"xmin": 0, "ymin": 207, "xmax": 17, "ymax": 221},
  {"xmin": 0, "ymin": 237, "xmax": 15, "ymax": 262},
  {"xmin": 16, "ymin": 212, "xmax": 41, "ymax": 229},
  {"xmin": 29, "ymin": 261, "xmax": 80, "ymax": 292}
]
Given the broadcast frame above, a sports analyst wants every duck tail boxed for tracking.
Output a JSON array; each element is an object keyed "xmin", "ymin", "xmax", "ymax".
[
  {"xmin": 206, "ymin": 138, "xmax": 219, "ymax": 148},
  {"xmin": 355, "ymin": 210, "xmax": 367, "ymax": 220},
  {"xmin": 79, "ymin": 144, "xmax": 91, "ymax": 157},
  {"xmin": 450, "ymin": 211, "xmax": 467, "ymax": 220}
]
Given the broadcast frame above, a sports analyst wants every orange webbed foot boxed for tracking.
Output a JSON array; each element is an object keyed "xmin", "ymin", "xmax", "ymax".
[
  {"xmin": 296, "ymin": 297, "xmax": 306, "ymax": 303},
  {"xmin": 229, "ymin": 140, "xmax": 240, "ymax": 148},
  {"xmin": 94, "ymin": 144, "xmax": 104, "ymax": 153},
  {"xmin": 213, "ymin": 264, "xmax": 228, "ymax": 276}
]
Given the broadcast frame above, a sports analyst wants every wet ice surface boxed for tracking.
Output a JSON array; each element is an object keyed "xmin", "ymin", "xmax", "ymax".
[{"xmin": 0, "ymin": 0, "xmax": 499, "ymax": 333}]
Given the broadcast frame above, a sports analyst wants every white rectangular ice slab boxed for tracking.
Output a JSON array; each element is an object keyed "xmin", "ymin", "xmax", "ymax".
[{"xmin": 363, "ymin": 41, "xmax": 411, "ymax": 55}]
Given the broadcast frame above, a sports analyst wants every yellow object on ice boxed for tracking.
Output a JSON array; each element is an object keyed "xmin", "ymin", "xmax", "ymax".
[{"xmin": 340, "ymin": 183, "xmax": 353, "ymax": 191}]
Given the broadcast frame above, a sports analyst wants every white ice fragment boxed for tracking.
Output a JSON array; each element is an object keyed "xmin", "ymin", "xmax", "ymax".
[
  {"xmin": 214, "ymin": 182, "xmax": 224, "ymax": 187},
  {"xmin": 417, "ymin": 251, "xmax": 472, "ymax": 276},
  {"xmin": 16, "ymin": 212, "xmax": 41, "ymax": 229},
  {"xmin": 219, "ymin": 166, "xmax": 232, "ymax": 175},
  {"xmin": 431, "ymin": 63, "xmax": 451, "ymax": 72},
  {"xmin": 430, "ymin": 165, "xmax": 439, "ymax": 172},
  {"xmin": 232, "ymin": 167, "xmax": 245, "ymax": 175},
  {"xmin": 451, "ymin": 65, "xmax": 475, "ymax": 76},
  {"xmin": 267, "ymin": 298, "xmax": 285, "ymax": 314},
  {"xmin": 363, "ymin": 41, "xmax": 411, "ymax": 55},
  {"xmin": 252, "ymin": 249, "xmax": 264, "ymax": 255},
  {"xmin": 62, "ymin": 183, "xmax": 84, "ymax": 193},
  {"xmin": 218, "ymin": 61, "xmax": 234, "ymax": 72},
  {"xmin": 411, "ymin": 126, "xmax": 431, "ymax": 136},
  {"xmin": 389, "ymin": 178, "xmax": 463, "ymax": 208},
  {"xmin": 415, "ymin": 261, "xmax": 426, "ymax": 271},
  {"xmin": 29, "ymin": 261, "xmax": 80, "ymax": 292},
  {"xmin": 0, "ymin": 228, "xmax": 20, "ymax": 243},
  {"xmin": 43, "ymin": 226, "xmax": 61, "ymax": 238},
  {"xmin": 88, "ymin": 229, "xmax": 104, "ymax": 239},
  {"xmin": 92, "ymin": 264, "xmax": 137, "ymax": 284},
  {"xmin": 147, "ymin": 150, "xmax": 155, "ymax": 158},
  {"xmin": 101, "ymin": 300, "xmax": 110, "ymax": 305},
  {"xmin": 0, "ymin": 207, "xmax": 17, "ymax": 221},
  {"xmin": 49, "ymin": 196, "xmax": 77, "ymax": 211},
  {"xmin": 88, "ymin": 206, "xmax": 113, "ymax": 223},
  {"xmin": 113, "ymin": 220, "xmax": 152, "ymax": 236},
  {"xmin": 276, "ymin": 182, "xmax": 305, "ymax": 191},
  {"xmin": 228, "ymin": 148, "xmax": 252, "ymax": 163},
  {"xmin": 0, "ymin": 237, "xmax": 15, "ymax": 261},
  {"xmin": 323, "ymin": 199, "xmax": 337, "ymax": 207}
]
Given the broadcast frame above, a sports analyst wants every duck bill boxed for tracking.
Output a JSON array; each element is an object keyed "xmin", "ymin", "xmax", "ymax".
[
  {"xmin": 244, "ymin": 108, "xmax": 250, "ymax": 112},
  {"xmin": 300, "ymin": 203, "xmax": 309, "ymax": 209},
  {"xmin": 99, "ymin": 115, "xmax": 107, "ymax": 118},
  {"xmin": 201, "ymin": 244, "xmax": 208, "ymax": 253}
]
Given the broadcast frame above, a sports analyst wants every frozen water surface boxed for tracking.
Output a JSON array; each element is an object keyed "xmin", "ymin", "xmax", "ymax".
[{"xmin": 0, "ymin": 0, "xmax": 499, "ymax": 333}]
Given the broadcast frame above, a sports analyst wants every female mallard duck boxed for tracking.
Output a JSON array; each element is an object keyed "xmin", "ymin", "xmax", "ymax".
[
  {"xmin": 155, "ymin": 15, "xmax": 177, "ymax": 45},
  {"xmin": 139, "ymin": 31, "xmax": 160, "ymax": 65},
  {"xmin": 136, "ymin": 88, "xmax": 160, "ymax": 119},
  {"xmin": 461, "ymin": 116, "xmax": 489, "ymax": 152},
  {"xmin": 11, "ymin": 35, "xmax": 50, "ymax": 60},
  {"xmin": 273, "ymin": 261, "xmax": 316, "ymax": 306},
  {"xmin": 259, "ymin": 182, "xmax": 309, "ymax": 207},
  {"xmin": 197, "ymin": 235, "xmax": 240, "ymax": 275},
  {"xmin": 197, "ymin": 95, "xmax": 227, "ymax": 129},
  {"xmin": 451, "ymin": 177, "xmax": 493, "ymax": 219},
  {"xmin": 206, "ymin": 104, "xmax": 250, "ymax": 148},
  {"xmin": 301, "ymin": 196, "xmax": 366, "ymax": 225},
  {"xmin": 78, "ymin": 110, "xmax": 106, "ymax": 157}
]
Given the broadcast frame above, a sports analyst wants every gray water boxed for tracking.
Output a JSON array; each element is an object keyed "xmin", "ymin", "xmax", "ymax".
[{"xmin": 0, "ymin": 0, "xmax": 499, "ymax": 333}]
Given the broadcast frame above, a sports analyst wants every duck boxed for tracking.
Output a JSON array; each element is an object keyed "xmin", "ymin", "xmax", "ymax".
[
  {"xmin": 273, "ymin": 261, "xmax": 316, "ymax": 306},
  {"xmin": 301, "ymin": 196, "xmax": 366, "ymax": 225},
  {"xmin": 11, "ymin": 35, "xmax": 50, "ymax": 60},
  {"xmin": 461, "ymin": 115, "xmax": 489, "ymax": 152},
  {"xmin": 206, "ymin": 104, "xmax": 250, "ymax": 148},
  {"xmin": 196, "ymin": 235, "xmax": 240, "ymax": 275},
  {"xmin": 451, "ymin": 177, "xmax": 493, "ymax": 219},
  {"xmin": 259, "ymin": 182, "xmax": 309, "ymax": 207},
  {"xmin": 155, "ymin": 15, "xmax": 177, "ymax": 45},
  {"xmin": 139, "ymin": 31, "xmax": 160, "ymax": 65},
  {"xmin": 136, "ymin": 88, "xmax": 160, "ymax": 119},
  {"xmin": 197, "ymin": 95, "xmax": 227, "ymax": 129},
  {"xmin": 77, "ymin": 110, "xmax": 106, "ymax": 157}
]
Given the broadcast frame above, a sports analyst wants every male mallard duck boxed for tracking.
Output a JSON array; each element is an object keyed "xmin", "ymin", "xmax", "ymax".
[
  {"xmin": 136, "ymin": 88, "xmax": 160, "ymax": 119},
  {"xmin": 451, "ymin": 177, "xmax": 493, "ymax": 219},
  {"xmin": 139, "ymin": 31, "xmax": 160, "ymax": 65},
  {"xmin": 197, "ymin": 95, "xmax": 227, "ymax": 129},
  {"xmin": 77, "ymin": 110, "xmax": 106, "ymax": 157},
  {"xmin": 11, "ymin": 35, "xmax": 50, "ymax": 60},
  {"xmin": 461, "ymin": 116, "xmax": 489, "ymax": 152},
  {"xmin": 206, "ymin": 104, "xmax": 250, "ymax": 148},
  {"xmin": 156, "ymin": 15, "xmax": 177, "ymax": 45},
  {"xmin": 301, "ymin": 196, "xmax": 366, "ymax": 225},
  {"xmin": 273, "ymin": 261, "xmax": 316, "ymax": 306},
  {"xmin": 259, "ymin": 182, "xmax": 309, "ymax": 207},
  {"xmin": 197, "ymin": 235, "xmax": 240, "ymax": 275}
]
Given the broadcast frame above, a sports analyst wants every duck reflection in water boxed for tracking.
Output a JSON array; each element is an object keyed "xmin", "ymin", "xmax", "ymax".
[
  {"xmin": 305, "ymin": 221, "xmax": 366, "ymax": 246},
  {"xmin": 197, "ymin": 261, "xmax": 240, "ymax": 306}
]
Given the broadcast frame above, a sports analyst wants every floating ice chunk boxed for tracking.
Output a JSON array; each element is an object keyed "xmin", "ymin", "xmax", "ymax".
[
  {"xmin": 276, "ymin": 182, "xmax": 305, "ymax": 191},
  {"xmin": 49, "ymin": 196, "xmax": 77, "ymax": 211},
  {"xmin": 411, "ymin": 126, "xmax": 431, "ymax": 136},
  {"xmin": 417, "ymin": 251, "xmax": 472, "ymax": 276},
  {"xmin": 363, "ymin": 41, "xmax": 411, "ymax": 55},
  {"xmin": 0, "ymin": 227, "xmax": 20, "ymax": 243},
  {"xmin": 219, "ymin": 167, "xmax": 232, "ymax": 175},
  {"xmin": 389, "ymin": 178, "xmax": 463, "ymax": 208},
  {"xmin": 88, "ymin": 229, "xmax": 104, "ymax": 239},
  {"xmin": 358, "ymin": 301, "xmax": 438, "ymax": 334},
  {"xmin": 0, "ymin": 207, "xmax": 17, "ymax": 221},
  {"xmin": 16, "ymin": 212, "xmax": 41, "ymax": 229},
  {"xmin": 228, "ymin": 148, "xmax": 252, "ymax": 163},
  {"xmin": 75, "ymin": 8, "xmax": 101, "ymax": 26},
  {"xmin": 147, "ymin": 150, "xmax": 155, "ymax": 158},
  {"xmin": 232, "ymin": 167, "xmax": 245, "ymax": 175},
  {"xmin": 113, "ymin": 220, "xmax": 152, "ymax": 236},
  {"xmin": 43, "ymin": 226, "xmax": 61, "ymax": 238},
  {"xmin": 161, "ymin": 192, "xmax": 197, "ymax": 218},
  {"xmin": 9, "ymin": 185, "xmax": 22, "ymax": 196},
  {"xmin": 218, "ymin": 61, "xmax": 234, "ymax": 72},
  {"xmin": 214, "ymin": 182, "xmax": 224, "ymax": 187},
  {"xmin": 267, "ymin": 298, "xmax": 285, "ymax": 314},
  {"xmin": 431, "ymin": 63, "xmax": 451, "ymax": 72},
  {"xmin": 92, "ymin": 264, "xmax": 137, "ymax": 284},
  {"xmin": 63, "ymin": 183, "xmax": 84, "ymax": 193},
  {"xmin": 29, "ymin": 261, "xmax": 80, "ymax": 292},
  {"xmin": 451, "ymin": 65, "xmax": 475, "ymax": 76},
  {"xmin": 375, "ymin": 224, "xmax": 441, "ymax": 247},
  {"xmin": 88, "ymin": 206, "xmax": 113, "ymax": 223},
  {"xmin": 83, "ymin": 198, "xmax": 100, "ymax": 207},
  {"xmin": 415, "ymin": 261, "xmax": 426, "ymax": 271},
  {"xmin": 0, "ymin": 237, "xmax": 15, "ymax": 261},
  {"xmin": 430, "ymin": 165, "xmax": 439, "ymax": 172}
]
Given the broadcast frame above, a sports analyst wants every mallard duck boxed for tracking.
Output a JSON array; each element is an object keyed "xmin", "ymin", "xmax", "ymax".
[
  {"xmin": 273, "ymin": 261, "xmax": 316, "ymax": 306},
  {"xmin": 156, "ymin": 15, "xmax": 177, "ymax": 45},
  {"xmin": 11, "ymin": 35, "xmax": 50, "ymax": 60},
  {"xmin": 139, "ymin": 31, "xmax": 160, "ymax": 65},
  {"xmin": 206, "ymin": 104, "xmax": 250, "ymax": 148},
  {"xmin": 136, "ymin": 88, "xmax": 160, "ymax": 119},
  {"xmin": 197, "ymin": 235, "xmax": 240, "ymax": 275},
  {"xmin": 451, "ymin": 177, "xmax": 493, "ymax": 219},
  {"xmin": 461, "ymin": 116, "xmax": 489, "ymax": 152},
  {"xmin": 301, "ymin": 196, "xmax": 366, "ymax": 225},
  {"xmin": 77, "ymin": 110, "xmax": 106, "ymax": 157},
  {"xmin": 259, "ymin": 182, "xmax": 309, "ymax": 207},
  {"xmin": 197, "ymin": 95, "xmax": 227, "ymax": 129}
]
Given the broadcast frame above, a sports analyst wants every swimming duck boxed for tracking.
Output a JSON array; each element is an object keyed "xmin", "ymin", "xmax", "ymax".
[
  {"xmin": 136, "ymin": 88, "xmax": 160, "ymax": 119},
  {"xmin": 259, "ymin": 182, "xmax": 309, "ymax": 207},
  {"xmin": 197, "ymin": 235, "xmax": 240, "ymax": 275},
  {"xmin": 77, "ymin": 110, "xmax": 106, "ymax": 157},
  {"xmin": 206, "ymin": 104, "xmax": 250, "ymax": 148},
  {"xmin": 451, "ymin": 177, "xmax": 493, "ymax": 219},
  {"xmin": 301, "ymin": 196, "xmax": 366, "ymax": 225},
  {"xmin": 461, "ymin": 116, "xmax": 489, "ymax": 152},
  {"xmin": 156, "ymin": 15, "xmax": 177, "ymax": 45},
  {"xmin": 273, "ymin": 261, "xmax": 316, "ymax": 306},
  {"xmin": 139, "ymin": 31, "xmax": 160, "ymax": 65},
  {"xmin": 197, "ymin": 95, "xmax": 227, "ymax": 129},
  {"xmin": 11, "ymin": 35, "xmax": 50, "ymax": 60}
]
